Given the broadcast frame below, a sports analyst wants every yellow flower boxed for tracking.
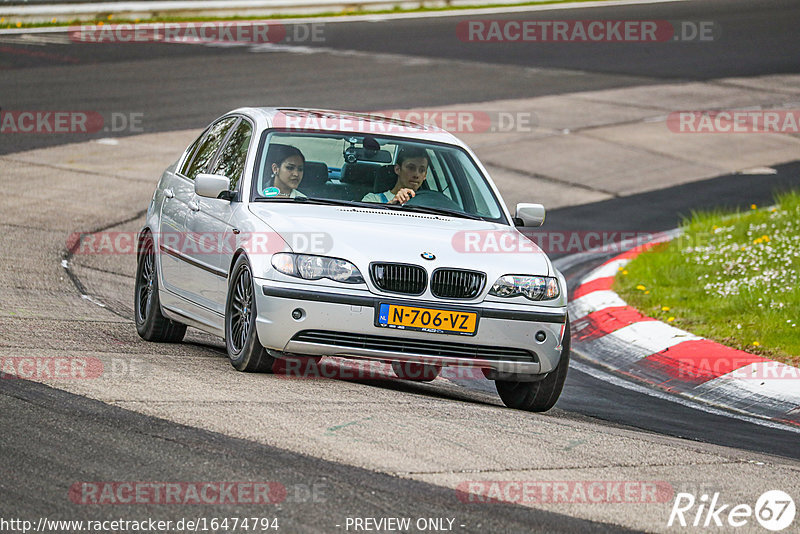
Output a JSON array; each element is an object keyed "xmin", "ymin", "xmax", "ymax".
[
  {"xmin": 98, "ymin": 21, "xmax": 104, "ymax": 25},
  {"xmin": 750, "ymin": 204, "xmax": 757, "ymax": 210},
  {"xmin": 712, "ymin": 225, "xmax": 718, "ymax": 230},
  {"xmin": 16, "ymin": 21, "xmax": 22, "ymax": 27},
  {"xmin": 667, "ymin": 317, "xmax": 675, "ymax": 322},
  {"xmin": 51, "ymin": 18, "xmax": 56, "ymax": 23},
  {"xmin": 622, "ymin": 270, "xmax": 628, "ymax": 275},
  {"xmin": 752, "ymin": 341, "xmax": 760, "ymax": 347},
  {"xmin": 753, "ymin": 238, "xmax": 762, "ymax": 244},
  {"xmin": 107, "ymin": 14, "xmax": 113, "ymax": 20},
  {"xmin": 661, "ymin": 306, "xmax": 670, "ymax": 311},
  {"xmin": 645, "ymin": 290, "xmax": 650, "ymax": 294},
  {"xmin": 762, "ymin": 235, "xmax": 769, "ymax": 241},
  {"xmin": 618, "ymin": 266, "xmax": 624, "ymax": 271},
  {"xmin": 741, "ymin": 246, "xmax": 746, "ymax": 251},
  {"xmin": 636, "ymin": 284, "xmax": 646, "ymax": 290}
]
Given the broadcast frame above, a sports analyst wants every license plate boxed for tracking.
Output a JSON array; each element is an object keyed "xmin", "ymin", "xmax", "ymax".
[{"xmin": 376, "ymin": 303, "xmax": 478, "ymax": 336}]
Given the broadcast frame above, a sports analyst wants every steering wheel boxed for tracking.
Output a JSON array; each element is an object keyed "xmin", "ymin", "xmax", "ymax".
[{"xmin": 404, "ymin": 189, "xmax": 463, "ymax": 211}]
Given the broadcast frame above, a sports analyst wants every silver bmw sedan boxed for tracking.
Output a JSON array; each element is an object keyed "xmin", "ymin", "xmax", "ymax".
[{"xmin": 135, "ymin": 107, "xmax": 570, "ymax": 412}]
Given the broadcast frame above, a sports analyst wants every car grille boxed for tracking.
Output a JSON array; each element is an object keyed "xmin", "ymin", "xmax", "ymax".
[
  {"xmin": 370, "ymin": 263, "xmax": 427, "ymax": 295},
  {"xmin": 291, "ymin": 330, "xmax": 537, "ymax": 362},
  {"xmin": 431, "ymin": 269, "xmax": 485, "ymax": 299}
]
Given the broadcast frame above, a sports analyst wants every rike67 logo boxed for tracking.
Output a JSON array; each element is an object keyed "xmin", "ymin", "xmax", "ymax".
[{"xmin": 668, "ymin": 490, "xmax": 795, "ymax": 531}]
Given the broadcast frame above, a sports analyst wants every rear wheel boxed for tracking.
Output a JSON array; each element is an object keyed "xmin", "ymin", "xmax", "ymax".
[
  {"xmin": 134, "ymin": 234, "xmax": 186, "ymax": 342},
  {"xmin": 225, "ymin": 255, "xmax": 275, "ymax": 372},
  {"xmin": 391, "ymin": 361, "xmax": 441, "ymax": 382},
  {"xmin": 495, "ymin": 319, "xmax": 570, "ymax": 412}
]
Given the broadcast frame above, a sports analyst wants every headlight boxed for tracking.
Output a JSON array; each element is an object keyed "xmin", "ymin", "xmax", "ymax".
[
  {"xmin": 489, "ymin": 275, "xmax": 559, "ymax": 301},
  {"xmin": 271, "ymin": 253, "xmax": 364, "ymax": 284},
  {"xmin": 297, "ymin": 255, "xmax": 327, "ymax": 279}
]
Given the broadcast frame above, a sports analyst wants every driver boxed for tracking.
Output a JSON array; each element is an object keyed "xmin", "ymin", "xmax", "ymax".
[{"xmin": 362, "ymin": 146, "xmax": 429, "ymax": 204}]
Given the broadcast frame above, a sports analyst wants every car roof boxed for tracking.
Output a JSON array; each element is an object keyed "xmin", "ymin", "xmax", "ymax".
[{"xmin": 228, "ymin": 107, "xmax": 467, "ymax": 146}]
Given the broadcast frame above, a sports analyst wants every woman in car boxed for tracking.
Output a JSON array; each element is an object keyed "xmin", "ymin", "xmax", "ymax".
[{"xmin": 265, "ymin": 144, "xmax": 307, "ymax": 198}]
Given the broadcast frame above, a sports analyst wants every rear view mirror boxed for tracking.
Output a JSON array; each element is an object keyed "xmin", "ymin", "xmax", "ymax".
[
  {"xmin": 514, "ymin": 203, "xmax": 546, "ymax": 227},
  {"xmin": 195, "ymin": 173, "xmax": 232, "ymax": 200}
]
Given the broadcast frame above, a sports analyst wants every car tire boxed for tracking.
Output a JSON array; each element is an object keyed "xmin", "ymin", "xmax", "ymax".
[
  {"xmin": 495, "ymin": 318, "xmax": 570, "ymax": 412},
  {"xmin": 225, "ymin": 255, "xmax": 275, "ymax": 372},
  {"xmin": 391, "ymin": 361, "xmax": 441, "ymax": 382},
  {"xmin": 134, "ymin": 234, "xmax": 187, "ymax": 343}
]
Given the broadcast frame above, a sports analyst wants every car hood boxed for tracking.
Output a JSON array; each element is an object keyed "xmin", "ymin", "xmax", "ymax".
[{"xmin": 247, "ymin": 203, "xmax": 553, "ymax": 276}]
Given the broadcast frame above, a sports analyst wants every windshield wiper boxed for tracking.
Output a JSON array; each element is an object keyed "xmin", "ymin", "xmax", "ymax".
[
  {"xmin": 253, "ymin": 196, "xmax": 390, "ymax": 210},
  {"xmin": 292, "ymin": 197, "xmax": 394, "ymax": 209},
  {"xmin": 390, "ymin": 204, "xmax": 485, "ymax": 221}
]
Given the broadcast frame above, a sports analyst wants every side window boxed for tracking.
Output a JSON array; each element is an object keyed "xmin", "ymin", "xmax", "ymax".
[
  {"xmin": 210, "ymin": 119, "xmax": 253, "ymax": 191},
  {"xmin": 177, "ymin": 132, "xmax": 205, "ymax": 176},
  {"xmin": 184, "ymin": 117, "xmax": 237, "ymax": 180}
]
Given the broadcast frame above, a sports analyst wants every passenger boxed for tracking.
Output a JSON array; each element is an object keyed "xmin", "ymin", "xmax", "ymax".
[
  {"xmin": 362, "ymin": 145, "xmax": 429, "ymax": 204},
  {"xmin": 265, "ymin": 145, "xmax": 306, "ymax": 198}
]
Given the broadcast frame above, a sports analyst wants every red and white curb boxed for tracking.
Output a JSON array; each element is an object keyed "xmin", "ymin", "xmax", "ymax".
[{"xmin": 568, "ymin": 237, "xmax": 800, "ymax": 428}]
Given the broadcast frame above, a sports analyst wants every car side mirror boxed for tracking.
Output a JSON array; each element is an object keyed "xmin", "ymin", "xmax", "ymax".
[
  {"xmin": 514, "ymin": 203, "xmax": 545, "ymax": 227},
  {"xmin": 195, "ymin": 173, "xmax": 233, "ymax": 200}
]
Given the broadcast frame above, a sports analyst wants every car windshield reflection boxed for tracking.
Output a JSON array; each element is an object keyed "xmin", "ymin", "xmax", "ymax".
[{"xmin": 251, "ymin": 132, "xmax": 506, "ymax": 223}]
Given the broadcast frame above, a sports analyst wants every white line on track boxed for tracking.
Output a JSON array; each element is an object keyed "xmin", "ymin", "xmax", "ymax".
[{"xmin": 61, "ymin": 258, "xmax": 108, "ymax": 308}]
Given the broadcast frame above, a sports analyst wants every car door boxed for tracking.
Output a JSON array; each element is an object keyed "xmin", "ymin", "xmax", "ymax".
[
  {"xmin": 161, "ymin": 116, "xmax": 237, "ymax": 301},
  {"xmin": 157, "ymin": 131, "xmax": 204, "ymax": 296},
  {"xmin": 183, "ymin": 116, "xmax": 253, "ymax": 314}
]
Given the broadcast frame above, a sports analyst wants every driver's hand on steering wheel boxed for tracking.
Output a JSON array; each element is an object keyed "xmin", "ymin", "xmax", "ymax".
[{"xmin": 389, "ymin": 188, "xmax": 415, "ymax": 204}]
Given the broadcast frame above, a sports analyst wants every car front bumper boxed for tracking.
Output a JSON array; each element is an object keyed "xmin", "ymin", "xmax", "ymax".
[{"xmin": 253, "ymin": 279, "xmax": 567, "ymax": 377}]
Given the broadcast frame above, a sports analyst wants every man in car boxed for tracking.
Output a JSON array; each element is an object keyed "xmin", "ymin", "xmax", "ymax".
[{"xmin": 362, "ymin": 146, "xmax": 430, "ymax": 204}]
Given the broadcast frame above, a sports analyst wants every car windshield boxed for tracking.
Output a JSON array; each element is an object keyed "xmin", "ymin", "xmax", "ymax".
[{"xmin": 251, "ymin": 131, "xmax": 506, "ymax": 222}]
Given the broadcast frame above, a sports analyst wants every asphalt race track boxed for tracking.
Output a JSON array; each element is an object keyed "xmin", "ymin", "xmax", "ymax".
[{"xmin": 2, "ymin": 0, "xmax": 800, "ymax": 532}]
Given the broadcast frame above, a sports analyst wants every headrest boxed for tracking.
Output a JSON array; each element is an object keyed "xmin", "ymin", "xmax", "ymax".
[
  {"xmin": 302, "ymin": 161, "xmax": 329, "ymax": 187},
  {"xmin": 372, "ymin": 165, "xmax": 397, "ymax": 193},
  {"xmin": 340, "ymin": 162, "xmax": 379, "ymax": 185}
]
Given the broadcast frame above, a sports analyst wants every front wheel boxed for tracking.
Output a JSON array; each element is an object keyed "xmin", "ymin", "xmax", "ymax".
[
  {"xmin": 495, "ymin": 318, "xmax": 570, "ymax": 412},
  {"xmin": 134, "ymin": 234, "xmax": 186, "ymax": 343},
  {"xmin": 225, "ymin": 255, "xmax": 275, "ymax": 372}
]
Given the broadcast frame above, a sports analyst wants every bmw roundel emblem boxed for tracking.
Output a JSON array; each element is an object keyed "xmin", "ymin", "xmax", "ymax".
[{"xmin": 421, "ymin": 252, "xmax": 436, "ymax": 260}]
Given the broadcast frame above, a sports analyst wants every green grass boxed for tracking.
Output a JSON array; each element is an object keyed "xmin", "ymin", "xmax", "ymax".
[
  {"xmin": 0, "ymin": 0, "xmax": 614, "ymax": 30},
  {"xmin": 615, "ymin": 190, "xmax": 800, "ymax": 367}
]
